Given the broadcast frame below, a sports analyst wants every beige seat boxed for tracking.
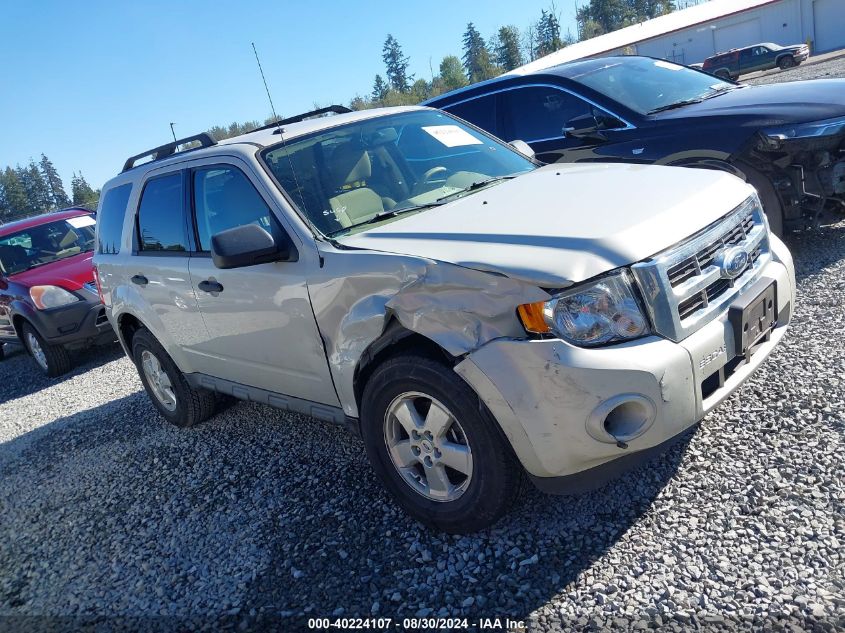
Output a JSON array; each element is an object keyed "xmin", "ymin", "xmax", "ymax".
[{"xmin": 326, "ymin": 144, "xmax": 384, "ymax": 228}]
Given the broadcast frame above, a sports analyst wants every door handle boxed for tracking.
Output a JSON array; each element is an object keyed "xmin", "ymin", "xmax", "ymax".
[
  {"xmin": 131, "ymin": 274, "xmax": 148, "ymax": 286},
  {"xmin": 198, "ymin": 280, "xmax": 224, "ymax": 294}
]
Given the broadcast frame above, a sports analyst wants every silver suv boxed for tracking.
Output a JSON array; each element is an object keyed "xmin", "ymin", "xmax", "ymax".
[{"xmin": 94, "ymin": 106, "xmax": 795, "ymax": 533}]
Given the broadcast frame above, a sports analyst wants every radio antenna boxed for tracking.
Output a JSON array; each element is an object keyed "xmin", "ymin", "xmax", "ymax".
[
  {"xmin": 251, "ymin": 42, "xmax": 318, "ymax": 238},
  {"xmin": 252, "ymin": 43, "xmax": 283, "ymax": 134}
]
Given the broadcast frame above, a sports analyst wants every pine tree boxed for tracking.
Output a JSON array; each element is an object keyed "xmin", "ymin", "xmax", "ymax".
[
  {"xmin": 39, "ymin": 154, "xmax": 71, "ymax": 209},
  {"xmin": 372, "ymin": 74, "xmax": 389, "ymax": 102},
  {"xmin": 71, "ymin": 172, "xmax": 99, "ymax": 208},
  {"xmin": 382, "ymin": 35, "xmax": 412, "ymax": 93},
  {"xmin": 0, "ymin": 168, "xmax": 29, "ymax": 220},
  {"xmin": 438, "ymin": 55, "xmax": 469, "ymax": 91},
  {"xmin": 461, "ymin": 23, "xmax": 498, "ymax": 83},
  {"xmin": 15, "ymin": 162, "xmax": 51, "ymax": 214},
  {"xmin": 535, "ymin": 9, "xmax": 565, "ymax": 58},
  {"xmin": 495, "ymin": 26, "xmax": 524, "ymax": 71}
]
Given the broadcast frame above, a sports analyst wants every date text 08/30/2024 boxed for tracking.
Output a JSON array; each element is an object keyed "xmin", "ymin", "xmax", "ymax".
[{"xmin": 307, "ymin": 617, "xmax": 527, "ymax": 630}]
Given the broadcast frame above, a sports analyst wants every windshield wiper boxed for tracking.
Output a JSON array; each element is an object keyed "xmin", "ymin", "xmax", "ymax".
[
  {"xmin": 647, "ymin": 97, "xmax": 705, "ymax": 114},
  {"xmin": 648, "ymin": 84, "xmax": 742, "ymax": 114},
  {"xmin": 435, "ymin": 174, "xmax": 517, "ymax": 203},
  {"xmin": 327, "ymin": 203, "xmax": 444, "ymax": 236}
]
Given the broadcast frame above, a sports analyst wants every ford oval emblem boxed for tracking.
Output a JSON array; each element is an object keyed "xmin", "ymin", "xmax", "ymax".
[{"xmin": 718, "ymin": 247, "xmax": 750, "ymax": 279}]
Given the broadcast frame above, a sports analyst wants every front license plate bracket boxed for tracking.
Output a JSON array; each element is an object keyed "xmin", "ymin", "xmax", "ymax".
[{"xmin": 728, "ymin": 278, "xmax": 777, "ymax": 361}]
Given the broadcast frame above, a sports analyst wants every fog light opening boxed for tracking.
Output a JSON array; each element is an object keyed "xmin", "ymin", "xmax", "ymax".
[{"xmin": 603, "ymin": 401, "xmax": 650, "ymax": 443}]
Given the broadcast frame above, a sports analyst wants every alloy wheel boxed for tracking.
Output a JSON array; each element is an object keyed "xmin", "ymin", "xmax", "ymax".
[
  {"xmin": 141, "ymin": 350, "xmax": 177, "ymax": 412},
  {"xmin": 383, "ymin": 391, "xmax": 473, "ymax": 502},
  {"xmin": 26, "ymin": 332, "xmax": 48, "ymax": 371}
]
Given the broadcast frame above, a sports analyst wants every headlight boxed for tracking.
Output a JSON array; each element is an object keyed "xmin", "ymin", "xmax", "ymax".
[
  {"xmin": 29, "ymin": 285, "xmax": 80, "ymax": 310},
  {"xmin": 763, "ymin": 115, "xmax": 845, "ymax": 145},
  {"xmin": 517, "ymin": 272, "xmax": 650, "ymax": 347}
]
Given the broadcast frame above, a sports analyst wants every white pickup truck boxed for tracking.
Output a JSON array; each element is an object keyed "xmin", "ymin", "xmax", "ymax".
[{"xmin": 93, "ymin": 106, "xmax": 794, "ymax": 533}]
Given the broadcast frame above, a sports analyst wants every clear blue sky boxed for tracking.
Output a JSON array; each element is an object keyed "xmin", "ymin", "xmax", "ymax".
[{"xmin": 0, "ymin": 0, "xmax": 579, "ymax": 194}]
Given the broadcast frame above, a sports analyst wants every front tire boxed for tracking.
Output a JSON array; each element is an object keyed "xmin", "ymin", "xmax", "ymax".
[
  {"xmin": 360, "ymin": 355, "xmax": 522, "ymax": 533},
  {"xmin": 131, "ymin": 328, "xmax": 216, "ymax": 427},
  {"xmin": 22, "ymin": 323, "xmax": 71, "ymax": 377},
  {"xmin": 736, "ymin": 161, "xmax": 784, "ymax": 237},
  {"xmin": 778, "ymin": 56, "xmax": 796, "ymax": 70}
]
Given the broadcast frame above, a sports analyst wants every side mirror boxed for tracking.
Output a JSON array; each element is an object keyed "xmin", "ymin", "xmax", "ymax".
[
  {"xmin": 563, "ymin": 113, "xmax": 607, "ymax": 141},
  {"xmin": 210, "ymin": 223, "xmax": 298, "ymax": 270},
  {"xmin": 509, "ymin": 139, "xmax": 535, "ymax": 159}
]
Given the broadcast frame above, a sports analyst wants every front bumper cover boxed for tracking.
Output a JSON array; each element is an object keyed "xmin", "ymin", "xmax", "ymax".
[
  {"xmin": 455, "ymin": 242, "xmax": 794, "ymax": 489},
  {"xmin": 17, "ymin": 287, "xmax": 114, "ymax": 349}
]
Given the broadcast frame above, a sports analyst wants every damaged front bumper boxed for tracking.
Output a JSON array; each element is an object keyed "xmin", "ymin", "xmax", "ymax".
[
  {"xmin": 755, "ymin": 117, "xmax": 845, "ymax": 225},
  {"xmin": 454, "ymin": 248, "xmax": 794, "ymax": 493}
]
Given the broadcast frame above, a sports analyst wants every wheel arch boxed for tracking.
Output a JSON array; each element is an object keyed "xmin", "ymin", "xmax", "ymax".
[{"xmin": 352, "ymin": 318, "xmax": 456, "ymax": 414}]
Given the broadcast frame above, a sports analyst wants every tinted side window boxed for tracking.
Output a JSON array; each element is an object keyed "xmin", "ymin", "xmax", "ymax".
[
  {"xmin": 192, "ymin": 166, "xmax": 273, "ymax": 251},
  {"xmin": 136, "ymin": 173, "xmax": 187, "ymax": 252},
  {"xmin": 97, "ymin": 183, "xmax": 132, "ymax": 254},
  {"xmin": 501, "ymin": 87, "xmax": 592, "ymax": 142},
  {"xmin": 444, "ymin": 94, "xmax": 498, "ymax": 135}
]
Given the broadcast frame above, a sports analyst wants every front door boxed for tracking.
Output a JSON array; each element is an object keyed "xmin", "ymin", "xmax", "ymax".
[
  {"xmin": 499, "ymin": 85, "xmax": 624, "ymax": 164},
  {"xmin": 185, "ymin": 160, "xmax": 339, "ymax": 407}
]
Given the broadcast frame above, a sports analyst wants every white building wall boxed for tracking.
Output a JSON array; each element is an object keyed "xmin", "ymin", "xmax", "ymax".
[{"xmin": 634, "ymin": 0, "xmax": 808, "ymax": 64}]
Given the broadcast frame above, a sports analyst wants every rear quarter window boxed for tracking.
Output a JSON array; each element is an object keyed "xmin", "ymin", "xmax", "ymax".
[{"xmin": 97, "ymin": 183, "xmax": 133, "ymax": 254}]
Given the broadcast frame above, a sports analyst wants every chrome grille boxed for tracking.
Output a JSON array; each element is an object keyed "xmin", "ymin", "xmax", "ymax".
[{"xmin": 631, "ymin": 196, "xmax": 771, "ymax": 342}]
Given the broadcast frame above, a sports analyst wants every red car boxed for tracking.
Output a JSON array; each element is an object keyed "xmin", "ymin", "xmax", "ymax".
[{"xmin": 0, "ymin": 208, "xmax": 115, "ymax": 376}]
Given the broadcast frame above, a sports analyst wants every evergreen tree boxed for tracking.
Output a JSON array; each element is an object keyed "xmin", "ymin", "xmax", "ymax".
[
  {"xmin": 16, "ymin": 163, "xmax": 50, "ymax": 214},
  {"xmin": 372, "ymin": 74, "xmax": 389, "ymax": 102},
  {"xmin": 71, "ymin": 172, "xmax": 99, "ymax": 208},
  {"xmin": 495, "ymin": 26, "xmax": 524, "ymax": 71},
  {"xmin": 535, "ymin": 9, "xmax": 565, "ymax": 58},
  {"xmin": 39, "ymin": 154, "xmax": 71, "ymax": 209},
  {"xmin": 0, "ymin": 168, "xmax": 29, "ymax": 219},
  {"xmin": 438, "ymin": 55, "xmax": 469, "ymax": 91},
  {"xmin": 382, "ymin": 35, "xmax": 412, "ymax": 93},
  {"xmin": 461, "ymin": 23, "xmax": 498, "ymax": 83}
]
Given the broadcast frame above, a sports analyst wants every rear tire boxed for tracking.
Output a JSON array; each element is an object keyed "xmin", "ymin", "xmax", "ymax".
[
  {"xmin": 360, "ymin": 355, "xmax": 522, "ymax": 534},
  {"xmin": 778, "ymin": 56, "xmax": 796, "ymax": 70},
  {"xmin": 22, "ymin": 323, "xmax": 71, "ymax": 377},
  {"xmin": 715, "ymin": 69, "xmax": 732, "ymax": 80},
  {"xmin": 131, "ymin": 328, "xmax": 216, "ymax": 427}
]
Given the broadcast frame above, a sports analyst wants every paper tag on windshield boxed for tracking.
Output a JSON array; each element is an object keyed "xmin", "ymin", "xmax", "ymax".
[
  {"xmin": 422, "ymin": 125, "xmax": 484, "ymax": 147},
  {"xmin": 67, "ymin": 215, "xmax": 96, "ymax": 228}
]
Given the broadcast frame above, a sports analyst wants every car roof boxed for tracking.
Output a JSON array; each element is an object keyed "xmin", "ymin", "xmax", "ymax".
[
  {"xmin": 0, "ymin": 208, "xmax": 93, "ymax": 237},
  {"xmin": 424, "ymin": 55, "xmax": 668, "ymax": 105},
  {"xmin": 217, "ymin": 105, "xmax": 425, "ymax": 147},
  {"xmin": 105, "ymin": 105, "xmax": 429, "ymax": 190}
]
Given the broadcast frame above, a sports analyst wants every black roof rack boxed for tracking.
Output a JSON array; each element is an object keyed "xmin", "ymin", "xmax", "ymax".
[
  {"xmin": 122, "ymin": 132, "xmax": 218, "ymax": 173},
  {"xmin": 251, "ymin": 105, "xmax": 352, "ymax": 134}
]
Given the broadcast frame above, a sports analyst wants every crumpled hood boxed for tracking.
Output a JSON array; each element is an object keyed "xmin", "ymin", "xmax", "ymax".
[
  {"xmin": 337, "ymin": 163, "xmax": 754, "ymax": 287},
  {"xmin": 9, "ymin": 251, "xmax": 94, "ymax": 291}
]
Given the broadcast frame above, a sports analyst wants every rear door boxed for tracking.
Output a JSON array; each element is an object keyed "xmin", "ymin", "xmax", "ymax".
[
  {"xmin": 185, "ymin": 158, "xmax": 339, "ymax": 407},
  {"xmin": 130, "ymin": 171, "xmax": 206, "ymax": 354}
]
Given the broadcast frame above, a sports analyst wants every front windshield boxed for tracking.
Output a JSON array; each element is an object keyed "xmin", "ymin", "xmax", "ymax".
[
  {"xmin": 570, "ymin": 57, "xmax": 735, "ymax": 115},
  {"xmin": 0, "ymin": 216, "xmax": 96, "ymax": 275},
  {"xmin": 260, "ymin": 110, "xmax": 535, "ymax": 236}
]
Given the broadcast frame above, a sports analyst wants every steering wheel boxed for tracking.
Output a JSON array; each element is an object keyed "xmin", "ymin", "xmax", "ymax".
[{"xmin": 422, "ymin": 166, "xmax": 448, "ymax": 183}]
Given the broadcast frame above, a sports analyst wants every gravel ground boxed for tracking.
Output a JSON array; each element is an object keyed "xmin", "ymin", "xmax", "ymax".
[
  {"xmin": 744, "ymin": 54, "xmax": 845, "ymax": 85},
  {"xmin": 2, "ymin": 75, "xmax": 845, "ymax": 632},
  {"xmin": 1, "ymin": 222, "xmax": 843, "ymax": 633}
]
